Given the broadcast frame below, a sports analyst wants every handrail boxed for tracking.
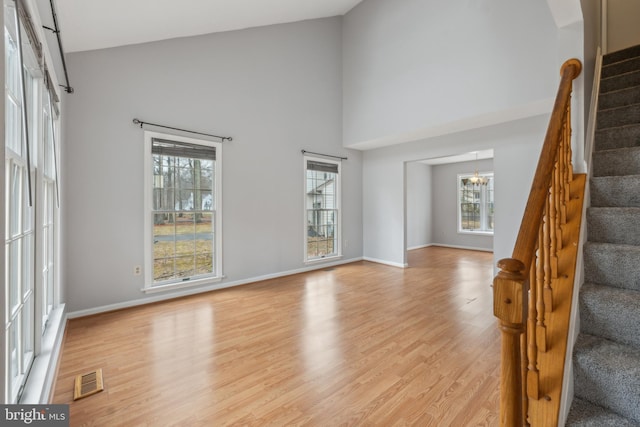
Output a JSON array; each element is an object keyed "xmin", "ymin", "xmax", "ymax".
[
  {"xmin": 493, "ymin": 58, "xmax": 582, "ymax": 427},
  {"xmin": 512, "ymin": 59, "xmax": 582, "ymax": 274}
]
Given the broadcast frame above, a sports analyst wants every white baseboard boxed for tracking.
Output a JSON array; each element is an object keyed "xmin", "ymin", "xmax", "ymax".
[
  {"xmin": 407, "ymin": 244, "xmax": 433, "ymax": 251},
  {"xmin": 362, "ymin": 257, "xmax": 408, "ymax": 268},
  {"xmin": 67, "ymin": 257, "xmax": 364, "ymax": 319},
  {"xmin": 429, "ymin": 243, "xmax": 493, "ymax": 253}
]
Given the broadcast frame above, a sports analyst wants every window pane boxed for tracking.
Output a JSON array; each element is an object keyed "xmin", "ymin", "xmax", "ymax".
[
  {"xmin": 305, "ymin": 159, "xmax": 339, "ymax": 260},
  {"xmin": 10, "ymin": 163, "xmax": 21, "ymax": 236},
  {"xmin": 22, "ymin": 295, "xmax": 34, "ymax": 371},
  {"xmin": 9, "ymin": 240, "xmax": 21, "ymax": 313},
  {"xmin": 150, "ymin": 137, "xmax": 218, "ymax": 284},
  {"xmin": 23, "ymin": 233, "xmax": 33, "ymax": 295}
]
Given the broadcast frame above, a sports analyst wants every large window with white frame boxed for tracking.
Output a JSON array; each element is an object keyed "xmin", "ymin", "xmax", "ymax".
[
  {"xmin": 458, "ymin": 172, "xmax": 494, "ymax": 234},
  {"xmin": 144, "ymin": 131, "xmax": 222, "ymax": 290},
  {"xmin": 4, "ymin": 0, "xmax": 61, "ymax": 403},
  {"xmin": 304, "ymin": 156, "xmax": 341, "ymax": 262}
]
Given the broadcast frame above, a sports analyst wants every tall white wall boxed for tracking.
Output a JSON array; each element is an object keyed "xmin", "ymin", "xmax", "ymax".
[
  {"xmin": 63, "ymin": 17, "xmax": 363, "ymax": 313},
  {"xmin": 343, "ymin": 0, "xmax": 561, "ymax": 149},
  {"xmin": 431, "ymin": 158, "xmax": 493, "ymax": 251},
  {"xmin": 607, "ymin": 0, "xmax": 640, "ymax": 52},
  {"xmin": 406, "ymin": 162, "xmax": 432, "ymax": 249},
  {"xmin": 363, "ymin": 115, "xmax": 549, "ymax": 269}
]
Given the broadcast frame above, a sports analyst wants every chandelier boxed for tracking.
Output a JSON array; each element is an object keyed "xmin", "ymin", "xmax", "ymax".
[{"xmin": 469, "ymin": 152, "xmax": 488, "ymax": 185}]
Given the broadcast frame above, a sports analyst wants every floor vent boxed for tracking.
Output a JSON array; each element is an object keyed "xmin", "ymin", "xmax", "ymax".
[{"xmin": 73, "ymin": 369, "xmax": 104, "ymax": 400}]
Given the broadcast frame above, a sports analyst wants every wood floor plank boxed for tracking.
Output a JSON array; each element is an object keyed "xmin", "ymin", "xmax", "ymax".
[{"xmin": 53, "ymin": 247, "xmax": 499, "ymax": 426}]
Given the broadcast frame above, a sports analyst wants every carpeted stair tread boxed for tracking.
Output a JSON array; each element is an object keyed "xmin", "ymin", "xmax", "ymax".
[
  {"xmin": 580, "ymin": 283, "xmax": 640, "ymax": 349},
  {"xmin": 587, "ymin": 207, "xmax": 640, "ymax": 245},
  {"xmin": 603, "ymin": 45, "xmax": 640, "ymax": 65},
  {"xmin": 594, "ymin": 124, "xmax": 640, "ymax": 151},
  {"xmin": 583, "ymin": 242, "xmax": 640, "ymax": 291},
  {"xmin": 566, "ymin": 397, "xmax": 640, "ymax": 427},
  {"xmin": 591, "ymin": 175, "xmax": 640, "ymax": 207},
  {"xmin": 573, "ymin": 334, "xmax": 640, "ymax": 423},
  {"xmin": 599, "ymin": 85, "xmax": 640, "ymax": 110},
  {"xmin": 592, "ymin": 146, "xmax": 640, "ymax": 176},
  {"xmin": 601, "ymin": 70, "xmax": 640, "ymax": 94},
  {"xmin": 602, "ymin": 56, "xmax": 640, "ymax": 79},
  {"xmin": 597, "ymin": 103, "xmax": 640, "ymax": 129}
]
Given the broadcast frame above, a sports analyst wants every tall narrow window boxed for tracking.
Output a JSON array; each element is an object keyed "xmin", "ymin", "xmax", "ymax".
[
  {"xmin": 458, "ymin": 172, "xmax": 494, "ymax": 234},
  {"xmin": 304, "ymin": 156, "xmax": 341, "ymax": 262},
  {"xmin": 144, "ymin": 132, "xmax": 222, "ymax": 290}
]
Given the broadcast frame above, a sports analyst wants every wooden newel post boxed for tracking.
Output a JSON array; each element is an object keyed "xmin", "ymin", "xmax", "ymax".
[{"xmin": 494, "ymin": 257, "xmax": 528, "ymax": 427}]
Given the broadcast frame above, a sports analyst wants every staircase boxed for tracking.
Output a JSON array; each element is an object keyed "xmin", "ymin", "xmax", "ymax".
[{"xmin": 566, "ymin": 44, "xmax": 640, "ymax": 427}]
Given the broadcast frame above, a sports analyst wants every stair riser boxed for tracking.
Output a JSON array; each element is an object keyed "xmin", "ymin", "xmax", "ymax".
[
  {"xmin": 601, "ymin": 71, "xmax": 640, "ymax": 94},
  {"xmin": 592, "ymin": 147, "xmax": 640, "ymax": 176},
  {"xmin": 587, "ymin": 208, "xmax": 640, "ymax": 245},
  {"xmin": 580, "ymin": 285, "xmax": 640, "ymax": 349},
  {"xmin": 597, "ymin": 104, "xmax": 640, "ymax": 129},
  {"xmin": 604, "ymin": 45, "xmax": 640, "ymax": 65},
  {"xmin": 595, "ymin": 125, "xmax": 640, "ymax": 151},
  {"xmin": 602, "ymin": 56, "xmax": 640, "ymax": 78},
  {"xmin": 599, "ymin": 86, "xmax": 640, "ymax": 110},
  {"xmin": 583, "ymin": 244, "xmax": 640, "ymax": 291},
  {"xmin": 591, "ymin": 176, "xmax": 640, "ymax": 207}
]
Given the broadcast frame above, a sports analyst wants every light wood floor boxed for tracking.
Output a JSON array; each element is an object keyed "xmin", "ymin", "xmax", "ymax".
[{"xmin": 53, "ymin": 247, "xmax": 500, "ymax": 426}]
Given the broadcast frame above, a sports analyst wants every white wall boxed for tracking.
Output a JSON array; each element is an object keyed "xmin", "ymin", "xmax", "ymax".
[
  {"xmin": 363, "ymin": 114, "xmax": 549, "ymax": 269},
  {"xmin": 607, "ymin": 0, "xmax": 640, "ymax": 52},
  {"xmin": 431, "ymin": 158, "xmax": 493, "ymax": 251},
  {"xmin": 63, "ymin": 17, "xmax": 363, "ymax": 313},
  {"xmin": 406, "ymin": 162, "xmax": 432, "ymax": 249},
  {"xmin": 343, "ymin": 0, "xmax": 561, "ymax": 149}
]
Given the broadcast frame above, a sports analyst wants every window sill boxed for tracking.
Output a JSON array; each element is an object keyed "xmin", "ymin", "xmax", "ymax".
[
  {"xmin": 141, "ymin": 275, "xmax": 223, "ymax": 294},
  {"xmin": 457, "ymin": 230, "xmax": 494, "ymax": 236},
  {"xmin": 304, "ymin": 255, "xmax": 343, "ymax": 265}
]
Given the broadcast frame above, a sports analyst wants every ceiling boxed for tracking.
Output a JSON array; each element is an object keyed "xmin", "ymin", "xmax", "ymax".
[{"xmin": 52, "ymin": 0, "xmax": 364, "ymax": 53}]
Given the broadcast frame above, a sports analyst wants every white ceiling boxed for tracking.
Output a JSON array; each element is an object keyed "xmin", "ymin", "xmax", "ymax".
[{"xmin": 54, "ymin": 0, "xmax": 364, "ymax": 53}]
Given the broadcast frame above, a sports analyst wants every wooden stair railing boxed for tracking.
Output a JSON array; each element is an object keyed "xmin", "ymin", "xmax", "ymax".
[{"xmin": 493, "ymin": 58, "xmax": 583, "ymax": 427}]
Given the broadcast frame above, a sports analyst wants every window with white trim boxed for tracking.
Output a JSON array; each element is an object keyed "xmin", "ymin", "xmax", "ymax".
[
  {"xmin": 4, "ymin": 0, "xmax": 61, "ymax": 403},
  {"xmin": 458, "ymin": 172, "xmax": 494, "ymax": 234},
  {"xmin": 144, "ymin": 132, "xmax": 222, "ymax": 290},
  {"xmin": 304, "ymin": 156, "xmax": 341, "ymax": 262}
]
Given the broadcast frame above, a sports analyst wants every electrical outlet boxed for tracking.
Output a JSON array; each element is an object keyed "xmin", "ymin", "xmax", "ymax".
[{"xmin": 134, "ymin": 265, "xmax": 142, "ymax": 276}]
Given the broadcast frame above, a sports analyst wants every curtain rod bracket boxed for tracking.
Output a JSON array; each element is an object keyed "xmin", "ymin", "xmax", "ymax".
[{"xmin": 132, "ymin": 118, "xmax": 232, "ymax": 141}]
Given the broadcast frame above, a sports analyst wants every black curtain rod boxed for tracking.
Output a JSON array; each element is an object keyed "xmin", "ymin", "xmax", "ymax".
[
  {"xmin": 301, "ymin": 150, "xmax": 347, "ymax": 161},
  {"xmin": 133, "ymin": 118, "xmax": 233, "ymax": 142},
  {"xmin": 43, "ymin": 0, "xmax": 73, "ymax": 93}
]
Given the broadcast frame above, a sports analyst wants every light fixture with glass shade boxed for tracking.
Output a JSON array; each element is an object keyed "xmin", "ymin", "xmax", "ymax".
[{"xmin": 469, "ymin": 152, "xmax": 488, "ymax": 185}]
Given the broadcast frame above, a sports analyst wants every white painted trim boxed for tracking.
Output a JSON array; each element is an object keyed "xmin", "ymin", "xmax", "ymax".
[
  {"xmin": 583, "ymin": 48, "xmax": 603, "ymax": 171},
  {"xmin": 67, "ymin": 257, "xmax": 363, "ymax": 319},
  {"xmin": 407, "ymin": 244, "xmax": 433, "ymax": 251},
  {"xmin": 429, "ymin": 243, "xmax": 493, "ymax": 253},
  {"xmin": 602, "ymin": 0, "xmax": 608, "ymax": 54},
  {"xmin": 19, "ymin": 304, "xmax": 66, "ymax": 404},
  {"xmin": 362, "ymin": 257, "xmax": 408, "ymax": 268}
]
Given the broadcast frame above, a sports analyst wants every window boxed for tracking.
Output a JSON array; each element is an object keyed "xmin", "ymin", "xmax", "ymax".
[
  {"xmin": 458, "ymin": 172, "xmax": 494, "ymax": 234},
  {"xmin": 144, "ymin": 132, "xmax": 222, "ymax": 290},
  {"xmin": 304, "ymin": 156, "xmax": 341, "ymax": 262}
]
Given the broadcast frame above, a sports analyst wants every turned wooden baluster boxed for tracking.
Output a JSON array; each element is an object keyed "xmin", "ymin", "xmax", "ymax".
[
  {"xmin": 559, "ymin": 121, "xmax": 568, "ymax": 225},
  {"xmin": 522, "ymin": 330, "xmax": 530, "ymax": 427},
  {"xmin": 554, "ymin": 150, "xmax": 564, "ymax": 252},
  {"xmin": 549, "ymin": 162, "xmax": 559, "ymax": 279},
  {"xmin": 565, "ymin": 102, "xmax": 574, "ymax": 186},
  {"xmin": 494, "ymin": 259, "xmax": 527, "ymax": 427},
  {"xmin": 527, "ymin": 258, "xmax": 540, "ymax": 400},
  {"xmin": 536, "ymin": 221, "xmax": 547, "ymax": 352},
  {"xmin": 543, "ymin": 197, "xmax": 553, "ymax": 312}
]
